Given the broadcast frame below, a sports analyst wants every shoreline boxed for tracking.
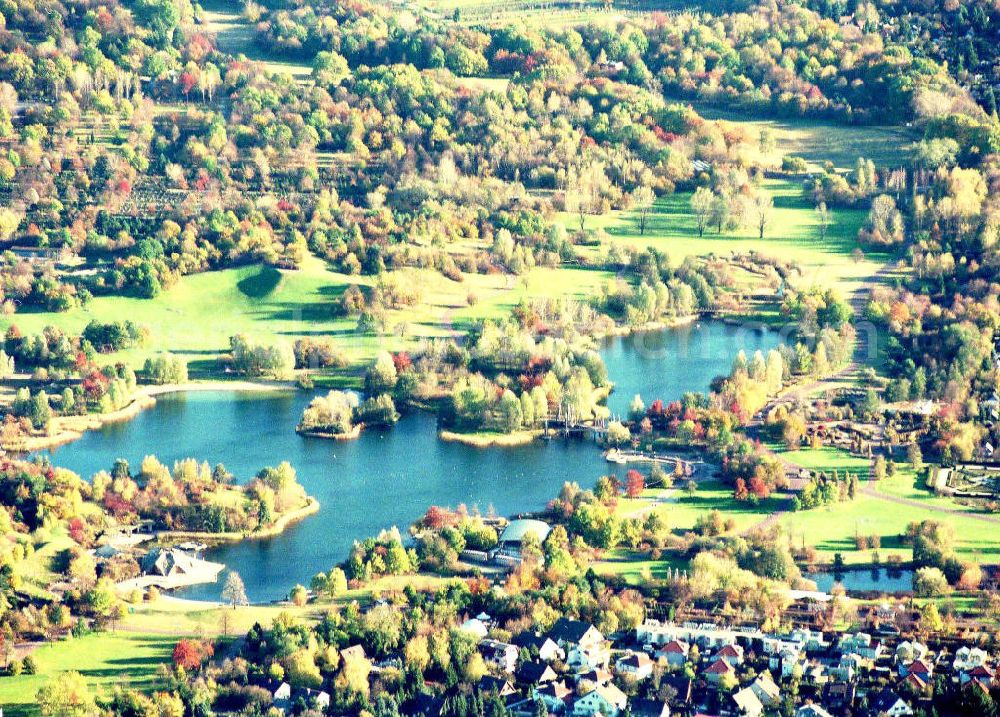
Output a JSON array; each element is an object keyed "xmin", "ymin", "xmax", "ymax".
[
  {"xmin": 296, "ymin": 423, "xmax": 363, "ymax": 441},
  {"xmin": 7, "ymin": 379, "xmax": 293, "ymax": 453},
  {"xmin": 155, "ymin": 497, "xmax": 320, "ymax": 543},
  {"xmin": 438, "ymin": 429, "xmax": 541, "ymax": 447},
  {"xmin": 598, "ymin": 313, "xmax": 698, "ymax": 339}
]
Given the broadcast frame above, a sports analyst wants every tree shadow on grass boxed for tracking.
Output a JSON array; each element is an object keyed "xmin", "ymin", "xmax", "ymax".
[
  {"xmin": 250, "ymin": 302, "xmax": 336, "ymax": 323},
  {"xmin": 237, "ymin": 266, "xmax": 282, "ymax": 299}
]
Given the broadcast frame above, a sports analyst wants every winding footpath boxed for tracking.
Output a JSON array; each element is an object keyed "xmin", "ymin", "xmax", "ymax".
[{"xmin": 743, "ymin": 258, "xmax": 1000, "ymax": 532}]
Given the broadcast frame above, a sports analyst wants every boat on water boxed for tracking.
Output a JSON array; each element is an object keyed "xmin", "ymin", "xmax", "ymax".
[{"xmin": 604, "ymin": 448, "xmax": 628, "ymax": 464}]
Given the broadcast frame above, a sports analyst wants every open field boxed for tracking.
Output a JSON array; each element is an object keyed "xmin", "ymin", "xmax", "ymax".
[
  {"xmin": 564, "ymin": 179, "xmax": 883, "ymax": 294},
  {"xmin": 8, "ymin": 254, "xmax": 613, "ymax": 371},
  {"xmin": 0, "ymin": 632, "xmax": 175, "ymax": 717},
  {"xmin": 776, "ymin": 446, "xmax": 872, "ymax": 474},
  {"xmin": 592, "ymin": 548, "xmax": 688, "ymax": 584},
  {"xmin": 199, "ymin": 0, "xmax": 313, "ymax": 82},
  {"xmin": 682, "ymin": 103, "xmax": 916, "ymax": 171},
  {"xmin": 780, "ymin": 491, "xmax": 1000, "ymax": 565}
]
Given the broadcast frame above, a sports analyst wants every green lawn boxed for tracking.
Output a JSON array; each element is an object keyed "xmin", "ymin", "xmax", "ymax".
[
  {"xmin": 873, "ymin": 468, "xmax": 989, "ymax": 516},
  {"xmin": 777, "ymin": 446, "xmax": 872, "ymax": 474},
  {"xmin": 8, "ymin": 255, "xmax": 612, "ymax": 373},
  {"xmin": 565, "ymin": 179, "xmax": 883, "ymax": 294},
  {"xmin": 663, "ymin": 480, "xmax": 780, "ymax": 534},
  {"xmin": 0, "ymin": 633, "xmax": 175, "ymax": 717},
  {"xmin": 592, "ymin": 548, "xmax": 688, "ymax": 585},
  {"xmin": 780, "ymin": 492, "xmax": 1000, "ymax": 565}
]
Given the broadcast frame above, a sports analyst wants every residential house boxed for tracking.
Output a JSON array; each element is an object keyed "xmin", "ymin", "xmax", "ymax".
[
  {"xmin": 657, "ymin": 640, "xmax": 690, "ymax": 667},
  {"xmin": 732, "ymin": 686, "xmax": 764, "ymax": 717},
  {"xmin": 294, "ymin": 688, "xmax": 330, "ymax": 711},
  {"xmin": 803, "ymin": 662, "xmax": 829, "ymax": 686},
  {"xmin": 898, "ymin": 658, "xmax": 932, "ymax": 681},
  {"xmin": 480, "ymin": 639, "xmax": 519, "ymax": 673},
  {"xmin": 636, "ymin": 620, "xmax": 737, "ymax": 652},
  {"xmin": 572, "ymin": 683, "xmax": 627, "ymax": 717},
  {"xmin": 954, "ymin": 646, "xmax": 989, "ymax": 672},
  {"xmin": 512, "ymin": 632, "xmax": 565, "ymax": 662},
  {"xmin": 629, "ymin": 698, "xmax": 671, "ymax": 717},
  {"xmin": 410, "ymin": 693, "xmax": 446, "ymax": 716},
  {"xmin": 715, "ymin": 644, "xmax": 744, "ymax": 667},
  {"xmin": 548, "ymin": 618, "xmax": 603, "ymax": 651},
  {"xmin": 616, "ymin": 652, "xmax": 654, "ymax": 681},
  {"xmin": 867, "ymin": 688, "xmax": 913, "ymax": 717},
  {"xmin": 823, "ymin": 682, "xmax": 857, "ymax": 713},
  {"xmin": 341, "ymin": 645, "xmax": 366, "ymax": 664},
  {"xmin": 749, "ymin": 672, "xmax": 781, "ymax": 707},
  {"xmin": 772, "ymin": 647, "xmax": 807, "ymax": 679},
  {"xmin": 838, "ymin": 633, "xmax": 883, "ymax": 661},
  {"xmin": 661, "ymin": 675, "xmax": 694, "ymax": 710},
  {"xmin": 704, "ymin": 658, "xmax": 736, "ymax": 685},
  {"xmin": 478, "ymin": 675, "xmax": 517, "ymax": 698},
  {"xmin": 894, "ymin": 641, "xmax": 928, "ymax": 665},
  {"xmin": 533, "ymin": 680, "xmax": 574, "ymax": 714},
  {"xmin": 960, "ymin": 664, "xmax": 995, "ymax": 688},
  {"xmin": 578, "ymin": 667, "xmax": 613, "ymax": 689},
  {"xmin": 271, "ymin": 682, "xmax": 292, "ymax": 712},
  {"xmin": 797, "ymin": 705, "xmax": 835, "ymax": 717},
  {"xmin": 516, "ymin": 661, "xmax": 558, "ymax": 686},
  {"xmin": 829, "ymin": 653, "xmax": 864, "ymax": 682},
  {"xmin": 548, "ymin": 617, "xmax": 609, "ymax": 672},
  {"xmin": 460, "ymin": 617, "xmax": 490, "ymax": 640}
]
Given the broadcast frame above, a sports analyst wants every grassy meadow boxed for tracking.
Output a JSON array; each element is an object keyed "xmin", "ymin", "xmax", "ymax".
[
  {"xmin": 8, "ymin": 253, "xmax": 613, "ymax": 371},
  {"xmin": 685, "ymin": 104, "xmax": 916, "ymax": 171},
  {"xmin": 565, "ymin": 179, "xmax": 882, "ymax": 294},
  {"xmin": 0, "ymin": 632, "xmax": 176, "ymax": 717}
]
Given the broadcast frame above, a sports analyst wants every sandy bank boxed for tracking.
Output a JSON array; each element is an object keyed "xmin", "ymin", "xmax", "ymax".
[
  {"xmin": 438, "ymin": 429, "xmax": 540, "ymax": 447},
  {"xmin": 5, "ymin": 380, "xmax": 293, "ymax": 452}
]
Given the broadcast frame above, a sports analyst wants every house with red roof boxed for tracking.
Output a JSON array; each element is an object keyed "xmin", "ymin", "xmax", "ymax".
[{"xmin": 704, "ymin": 658, "xmax": 736, "ymax": 684}]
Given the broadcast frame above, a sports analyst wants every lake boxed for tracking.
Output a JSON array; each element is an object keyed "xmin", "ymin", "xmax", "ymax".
[{"xmin": 44, "ymin": 322, "xmax": 778, "ymax": 601}]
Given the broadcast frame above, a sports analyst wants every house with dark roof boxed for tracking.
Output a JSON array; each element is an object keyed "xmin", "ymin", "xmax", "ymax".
[
  {"xmin": 866, "ymin": 688, "xmax": 913, "ymax": 717},
  {"xmin": 512, "ymin": 632, "xmax": 565, "ymax": 662},
  {"xmin": 961, "ymin": 664, "xmax": 995, "ymax": 687},
  {"xmin": 547, "ymin": 618, "xmax": 603, "ymax": 650},
  {"xmin": 516, "ymin": 661, "xmax": 557, "ymax": 686},
  {"xmin": 478, "ymin": 675, "xmax": 517, "ymax": 697},
  {"xmin": 533, "ymin": 679, "xmax": 573, "ymax": 713},
  {"xmin": 410, "ymin": 692, "xmax": 446, "ymax": 716},
  {"xmin": 660, "ymin": 675, "xmax": 693, "ymax": 709},
  {"xmin": 629, "ymin": 698, "xmax": 671, "ymax": 717}
]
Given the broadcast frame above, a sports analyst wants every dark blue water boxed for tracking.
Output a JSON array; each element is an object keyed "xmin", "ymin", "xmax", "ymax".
[{"xmin": 44, "ymin": 322, "xmax": 778, "ymax": 601}]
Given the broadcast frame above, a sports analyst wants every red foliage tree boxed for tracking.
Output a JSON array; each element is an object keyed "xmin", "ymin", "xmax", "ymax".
[
  {"xmin": 625, "ymin": 469, "xmax": 645, "ymax": 498},
  {"xmin": 749, "ymin": 475, "xmax": 770, "ymax": 499},
  {"xmin": 172, "ymin": 639, "xmax": 209, "ymax": 670}
]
